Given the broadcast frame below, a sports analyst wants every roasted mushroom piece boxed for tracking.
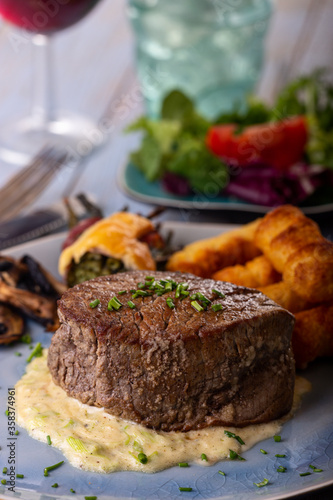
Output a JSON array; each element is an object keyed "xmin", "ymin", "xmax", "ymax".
[
  {"xmin": 0, "ymin": 278, "xmax": 58, "ymax": 330},
  {"xmin": 20, "ymin": 255, "xmax": 67, "ymax": 297},
  {"xmin": 0, "ymin": 256, "xmax": 26, "ymax": 287},
  {"xmin": 0, "ymin": 303, "xmax": 25, "ymax": 344}
]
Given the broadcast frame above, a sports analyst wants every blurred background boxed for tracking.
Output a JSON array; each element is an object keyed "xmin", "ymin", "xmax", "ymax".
[{"xmin": 0, "ymin": 0, "xmax": 332, "ymax": 219}]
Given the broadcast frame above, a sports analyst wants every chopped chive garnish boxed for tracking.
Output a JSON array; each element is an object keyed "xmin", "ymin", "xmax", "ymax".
[
  {"xmin": 196, "ymin": 292, "xmax": 211, "ymax": 306},
  {"xmin": 108, "ymin": 296, "xmax": 123, "ymax": 311},
  {"xmin": 15, "ymin": 352, "xmax": 22, "ymax": 357},
  {"xmin": 127, "ymin": 301, "xmax": 136, "ymax": 309},
  {"xmin": 84, "ymin": 497, "xmax": 97, "ymax": 500},
  {"xmin": 15, "ymin": 430, "xmax": 19, "ymax": 435},
  {"xmin": 309, "ymin": 465, "xmax": 323, "ymax": 472},
  {"xmin": 89, "ymin": 299, "xmax": 100, "ymax": 308},
  {"xmin": 166, "ymin": 297, "xmax": 175, "ymax": 309},
  {"xmin": 52, "ymin": 483, "xmax": 58, "ymax": 488},
  {"xmin": 46, "ymin": 435, "xmax": 52, "ymax": 445},
  {"xmin": 218, "ymin": 471, "xmax": 225, "ymax": 476},
  {"xmin": 224, "ymin": 430, "xmax": 245, "ymax": 445},
  {"xmin": 138, "ymin": 453, "xmax": 148, "ymax": 464},
  {"xmin": 21, "ymin": 334, "xmax": 32, "ymax": 344},
  {"xmin": 175, "ymin": 283, "xmax": 182, "ymax": 298},
  {"xmin": 260, "ymin": 449, "xmax": 267, "ymax": 454},
  {"xmin": 132, "ymin": 290, "xmax": 150, "ymax": 298},
  {"xmin": 180, "ymin": 290, "xmax": 189, "ymax": 297},
  {"xmin": 67, "ymin": 437, "xmax": 88, "ymax": 453},
  {"xmin": 145, "ymin": 276, "xmax": 154, "ymax": 280},
  {"xmin": 179, "ymin": 487, "xmax": 192, "ymax": 492},
  {"xmin": 16, "ymin": 474, "xmax": 24, "ymax": 478},
  {"xmin": 1, "ymin": 479, "xmax": 6, "ymax": 485},
  {"xmin": 212, "ymin": 289, "xmax": 225, "ymax": 298},
  {"xmin": 153, "ymin": 282, "xmax": 164, "ymax": 291},
  {"xmin": 212, "ymin": 304, "xmax": 223, "ymax": 312},
  {"xmin": 229, "ymin": 449, "xmax": 245, "ymax": 460},
  {"xmin": 2, "ymin": 467, "xmax": 7, "ymax": 474},
  {"xmin": 179, "ymin": 462, "xmax": 189, "ymax": 467},
  {"xmin": 118, "ymin": 290, "xmax": 127, "ymax": 295},
  {"xmin": 44, "ymin": 460, "xmax": 64, "ymax": 476},
  {"xmin": 70, "ymin": 488, "xmax": 76, "ymax": 493},
  {"xmin": 274, "ymin": 435, "xmax": 281, "ymax": 442},
  {"xmin": 137, "ymin": 282, "xmax": 145, "ymax": 289},
  {"xmin": 277, "ymin": 466, "xmax": 287, "ymax": 473},
  {"xmin": 300, "ymin": 472, "xmax": 311, "ymax": 477},
  {"xmin": 190, "ymin": 293, "xmax": 198, "ymax": 300},
  {"xmin": 26, "ymin": 342, "xmax": 43, "ymax": 363},
  {"xmin": 275, "ymin": 454, "xmax": 286, "ymax": 458},
  {"xmin": 254, "ymin": 478, "xmax": 269, "ymax": 488},
  {"xmin": 5, "ymin": 410, "xmax": 9, "ymax": 416},
  {"xmin": 201, "ymin": 453, "xmax": 207, "ymax": 461},
  {"xmin": 191, "ymin": 300, "xmax": 204, "ymax": 312}
]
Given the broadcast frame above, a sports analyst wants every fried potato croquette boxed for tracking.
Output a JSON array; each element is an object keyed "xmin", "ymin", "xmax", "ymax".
[
  {"xmin": 166, "ymin": 219, "xmax": 261, "ymax": 278},
  {"xmin": 254, "ymin": 205, "xmax": 322, "ymax": 273},
  {"xmin": 213, "ymin": 255, "xmax": 281, "ymax": 288},
  {"xmin": 254, "ymin": 205, "xmax": 333, "ymax": 303},
  {"xmin": 292, "ymin": 302, "xmax": 333, "ymax": 369},
  {"xmin": 283, "ymin": 241, "xmax": 333, "ymax": 303},
  {"xmin": 258, "ymin": 281, "xmax": 316, "ymax": 314}
]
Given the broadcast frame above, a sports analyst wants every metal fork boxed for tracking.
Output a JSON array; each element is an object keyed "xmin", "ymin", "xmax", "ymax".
[
  {"xmin": 0, "ymin": 146, "xmax": 68, "ymax": 223},
  {"xmin": 0, "ymin": 65, "xmax": 134, "ymax": 224}
]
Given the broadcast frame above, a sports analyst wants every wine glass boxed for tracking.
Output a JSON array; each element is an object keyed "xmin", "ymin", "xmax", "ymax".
[{"xmin": 0, "ymin": 0, "xmax": 104, "ymax": 165}]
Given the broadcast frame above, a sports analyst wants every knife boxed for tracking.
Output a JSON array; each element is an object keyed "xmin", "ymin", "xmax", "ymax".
[{"xmin": 0, "ymin": 196, "xmax": 92, "ymax": 251}]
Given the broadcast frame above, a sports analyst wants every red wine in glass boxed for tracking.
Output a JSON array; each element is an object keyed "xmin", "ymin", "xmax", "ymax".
[
  {"xmin": 0, "ymin": 0, "xmax": 104, "ymax": 165},
  {"xmin": 0, "ymin": 0, "xmax": 101, "ymax": 33}
]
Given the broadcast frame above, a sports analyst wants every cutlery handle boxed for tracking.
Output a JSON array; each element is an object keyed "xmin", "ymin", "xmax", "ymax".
[{"xmin": 0, "ymin": 210, "xmax": 65, "ymax": 250}]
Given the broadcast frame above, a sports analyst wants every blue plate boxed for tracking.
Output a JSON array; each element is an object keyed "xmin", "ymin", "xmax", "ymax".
[
  {"xmin": 1, "ymin": 228, "xmax": 333, "ymax": 500},
  {"xmin": 118, "ymin": 162, "xmax": 333, "ymax": 214}
]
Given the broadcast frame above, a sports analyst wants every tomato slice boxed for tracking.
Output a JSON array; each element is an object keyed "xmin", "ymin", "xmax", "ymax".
[{"xmin": 206, "ymin": 116, "xmax": 308, "ymax": 171}]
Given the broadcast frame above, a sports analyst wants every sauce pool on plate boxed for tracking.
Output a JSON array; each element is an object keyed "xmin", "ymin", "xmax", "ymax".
[{"xmin": 16, "ymin": 351, "xmax": 310, "ymax": 473}]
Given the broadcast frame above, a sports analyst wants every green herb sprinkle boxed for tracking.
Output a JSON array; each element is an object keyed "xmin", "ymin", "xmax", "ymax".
[
  {"xmin": 89, "ymin": 299, "xmax": 100, "ymax": 308},
  {"xmin": 254, "ymin": 478, "xmax": 269, "ymax": 488}
]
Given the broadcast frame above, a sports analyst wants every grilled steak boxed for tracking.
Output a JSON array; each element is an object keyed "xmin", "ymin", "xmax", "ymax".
[{"xmin": 48, "ymin": 271, "xmax": 295, "ymax": 432}]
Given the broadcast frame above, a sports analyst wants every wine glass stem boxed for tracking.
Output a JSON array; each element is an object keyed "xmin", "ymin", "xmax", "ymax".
[{"xmin": 31, "ymin": 33, "xmax": 55, "ymax": 126}]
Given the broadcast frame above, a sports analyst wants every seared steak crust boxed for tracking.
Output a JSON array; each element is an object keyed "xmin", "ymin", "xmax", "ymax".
[{"xmin": 48, "ymin": 271, "xmax": 295, "ymax": 431}]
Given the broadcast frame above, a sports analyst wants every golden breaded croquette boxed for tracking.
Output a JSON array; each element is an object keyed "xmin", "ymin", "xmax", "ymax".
[
  {"xmin": 213, "ymin": 255, "xmax": 281, "ymax": 288},
  {"xmin": 166, "ymin": 219, "xmax": 261, "ymax": 278},
  {"xmin": 258, "ymin": 281, "xmax": 316, "ymax": 313},
  {"xmin": 254, "ymin": 205, "xmax": 322, "ymax": 273},
  {"xmin": 292, "ymin": 302, "xmax": 333, "ymax": 369},
  {"xmin": 283, "ymin": 240, "xmax": 333, "ymax": 303}
]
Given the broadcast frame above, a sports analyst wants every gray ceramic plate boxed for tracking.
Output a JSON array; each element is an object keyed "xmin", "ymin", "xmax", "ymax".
[{"xmin": 0, "ymin": 223, "xmax": 332, "ymax": 500}]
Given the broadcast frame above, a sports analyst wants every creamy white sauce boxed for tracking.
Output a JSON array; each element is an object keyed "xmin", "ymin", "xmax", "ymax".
[{"xmin": 16, "ymin": 351, "xmax": 310, "ymax": 474}]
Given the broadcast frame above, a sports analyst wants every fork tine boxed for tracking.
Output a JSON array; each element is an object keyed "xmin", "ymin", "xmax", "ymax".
[
  {"xmin": 0, "ymin": 146, "xmax": 53, "ymax": 195},
  {"xmin": 0, "ymin": 149, "xmax": 67, "ymax": 222}
]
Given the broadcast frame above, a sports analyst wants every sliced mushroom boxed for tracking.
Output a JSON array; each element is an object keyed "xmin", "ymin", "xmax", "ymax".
[
  {"xmin": 0, "ymin": 278, "xmax": 58, "ymax": 329},
  {"xmin": 0, "ymin": 256, "xmax": 27, "ymax": 287},
  {"xmin": 20, "ymin": 255, "xmax": 67, "ymax": 297},
  {"xmin": 0, "ymin": 303, "xmax": 25, "ymax": 344}
]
